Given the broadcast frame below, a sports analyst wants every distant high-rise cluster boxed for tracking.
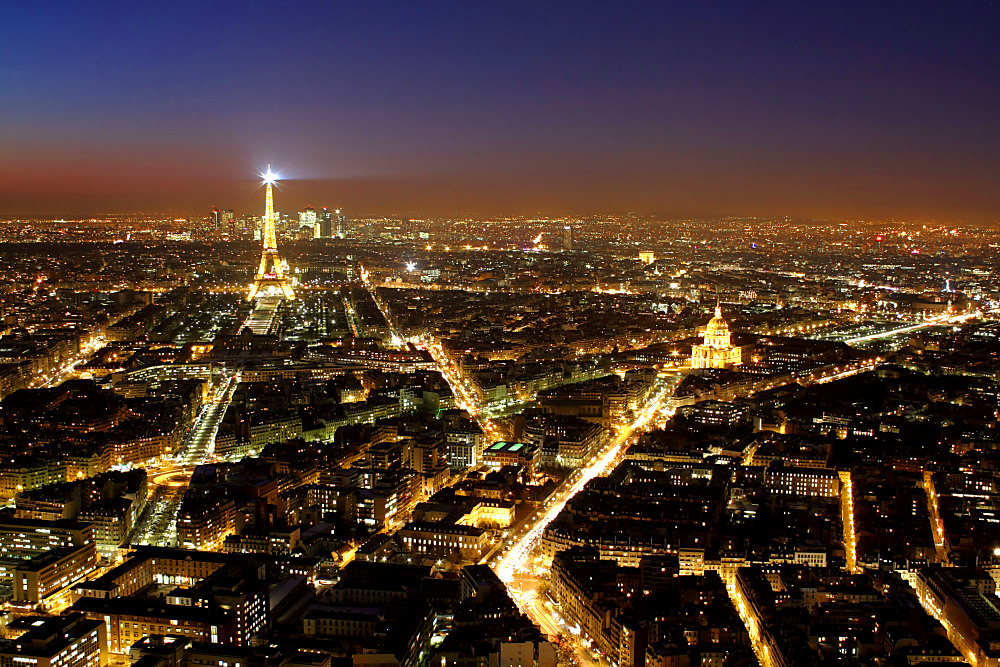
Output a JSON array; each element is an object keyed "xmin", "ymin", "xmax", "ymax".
[
  {"xmin": 296, "ymin": 205, "xmax": 346, "ymax": 239},
  {"xmin": 211, "ymin": 207, "xmax": 234, "ymax": 231}
]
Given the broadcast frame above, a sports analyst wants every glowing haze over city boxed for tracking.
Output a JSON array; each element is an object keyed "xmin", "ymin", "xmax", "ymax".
[{"xmin": 3, "ymin": 3, "xmax": 1000, "ymax": 221}]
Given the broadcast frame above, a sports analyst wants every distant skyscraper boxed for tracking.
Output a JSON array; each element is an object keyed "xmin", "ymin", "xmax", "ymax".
[
  {"xmin": 299, "ymin": 205, "xmax": 317, "ymax": 235},
  {"xmin": 335, "ymin": 209, "xmax": 346, "ymax": 238},
  {"xmin": 211, "ymin": 207, "xmax": 231, "ymax": 229},
  {"xmin": 315, "ymin": 207, "xmax": 345, "ymax": 238},
  {"xmin": 212, "ymin": 207, "xmax": 233, "ymax": 235},
  {"xmin": 563, "ymin": 225, "xmax": 574, "ymax": 251},
  {"xmin": 319, "ymin": 207, "xmax": 333, "ymax": 238}
]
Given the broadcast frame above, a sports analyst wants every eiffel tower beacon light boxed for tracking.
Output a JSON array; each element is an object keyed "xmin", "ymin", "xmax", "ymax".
[{"xmin": 247, "ymin": 165, "xmax": 295, "ymax": 301}]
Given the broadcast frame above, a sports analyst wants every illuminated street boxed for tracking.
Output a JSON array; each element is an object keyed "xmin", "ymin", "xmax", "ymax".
[
  {"xmin": 725, "ymin": 574, "xmax": 783, "ymax": 667},
  {"xmin": 923, "ymin": 470, "xmax": 950, "ymax": 564},
  {"xmin": 39, "ymin": 335, "xmax": 106, "ymax": 388},
  {"xmin": 839, "ymin": 470, "xmax": 860, "ymax": 574},
  {"xmin": 843, "ymin": 312, "xmax": 978, "ymax": 344},
  {"xmin": 492, "ymin": 380, "xmax": 674, "ymax": 663},
  {"xmin": 134, "ymin": 374, "xmax": 238, "ymax": 546},
  {"xmin": 420, "ymin": 337, "xmax": 504, "ymax": 444}
]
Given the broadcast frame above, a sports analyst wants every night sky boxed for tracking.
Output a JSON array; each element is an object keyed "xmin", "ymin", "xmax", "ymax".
[{"xmin": 3, "ymin": 2, "xmax": 999, "ymax": 222}]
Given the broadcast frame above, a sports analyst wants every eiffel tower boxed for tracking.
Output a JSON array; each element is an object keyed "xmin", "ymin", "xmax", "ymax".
[{"xmin": 247, "ymin": 166, "xmax": 295, "ymax": 301}]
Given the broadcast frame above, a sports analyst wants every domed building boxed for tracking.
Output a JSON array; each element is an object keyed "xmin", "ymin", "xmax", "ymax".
[{"xmin": 691, "ymin": 304, "xmax": 745, "ymax": 369}]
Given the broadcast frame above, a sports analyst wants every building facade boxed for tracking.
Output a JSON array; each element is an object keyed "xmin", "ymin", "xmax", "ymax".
[{"xmin": 691, "ymin": 305, "xmax": 744, "ymax": 369}]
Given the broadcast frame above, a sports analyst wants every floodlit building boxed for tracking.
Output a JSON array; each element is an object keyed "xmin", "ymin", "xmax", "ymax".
[
  {"xmin": 691, "ymin": 305, "xmax": 745, "ymax": 369},
  {"xmin": 398, "ymin": 521, "xmax": 489, "ymax": 561}
]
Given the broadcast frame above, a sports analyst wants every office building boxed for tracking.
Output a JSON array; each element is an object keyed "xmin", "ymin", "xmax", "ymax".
[{"xmin": 0, "ymin": 613, "xmax": 106, "ymax": 667}]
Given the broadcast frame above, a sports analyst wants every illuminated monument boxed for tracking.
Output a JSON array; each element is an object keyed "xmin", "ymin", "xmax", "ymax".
[
  {"xmin": 691, "ymin": 304, "xmax": 744, "ymax": 369},
  {"xmin": 247, "ymin": 166, "xmax": 295, "ymax": 301}
]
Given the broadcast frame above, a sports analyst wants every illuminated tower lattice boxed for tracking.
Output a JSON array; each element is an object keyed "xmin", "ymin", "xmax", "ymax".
[{"xmin": 247, "ymin": 166, "xmax": 295, "ymax": 301}]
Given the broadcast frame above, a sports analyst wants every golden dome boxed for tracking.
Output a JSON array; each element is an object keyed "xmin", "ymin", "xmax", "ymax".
[
  {"xmin": 705, "ymin": 304, "xmax": 730, "ymax": 336},
  {"xmin": 692, "ymin": 303, "xmax": 741, "ymax": 368}
]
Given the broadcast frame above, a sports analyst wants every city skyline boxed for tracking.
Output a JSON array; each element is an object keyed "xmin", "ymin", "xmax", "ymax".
[
  {"xmin": 4, "ymin": 5, "xmax": 1000, "ymax": 667},
  {"xmin": 3, "ymin": 2, "xmax": 999, "ymax": 223}
]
